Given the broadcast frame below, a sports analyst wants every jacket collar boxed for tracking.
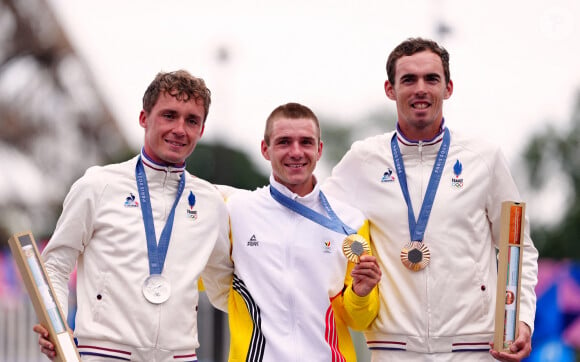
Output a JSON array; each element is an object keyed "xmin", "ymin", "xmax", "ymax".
[
  {"xmin": 395, "ymin": 120, "xmax": 447, "ymax": 155},
  {"xmin": 269, "ymin": 174, "xmax": 320, "ymax": 205},
  {"xmin": 140, "ymin": 148, "xmax": 185, "ymax": 174}
]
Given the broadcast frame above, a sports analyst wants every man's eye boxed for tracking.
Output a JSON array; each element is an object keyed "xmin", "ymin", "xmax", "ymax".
[
  {"xmin": 164, "ymin": 113, "xmax": 175, "ymax": 119},
  {"xmin": 426, "ymin": 75, "xmax": 441, "ymax": 83},
  {"xmin": 188, "ymin": 118, "xmax": 199, "ymax": 125}
]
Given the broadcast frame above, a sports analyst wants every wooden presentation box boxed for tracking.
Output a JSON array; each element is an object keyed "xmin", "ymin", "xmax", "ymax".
[
  {"xmin": 8, "ymin": 231, "xmax": 80, "ymax": 362},
  {"xmin": 493, "ymin": 201, "xmax": 525, "ymax": 353}
]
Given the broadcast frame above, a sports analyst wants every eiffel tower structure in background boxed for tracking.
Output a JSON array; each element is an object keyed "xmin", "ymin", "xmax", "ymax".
[{"xmin": 0, "ymin": 0, "xmax": 131, "ymax": 245}]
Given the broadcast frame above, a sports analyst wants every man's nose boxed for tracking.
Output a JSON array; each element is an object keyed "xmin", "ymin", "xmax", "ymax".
[
  {"xmin": 173, "ymin": 118, "xmax": 186, "ymax": 135},
  {"xmin": 415, "ymin": 79, "xmax": 427, "ymax": 95},
  {"xmin": 289, "ymin": 141, "xmax": 302, "ymax": 156}
]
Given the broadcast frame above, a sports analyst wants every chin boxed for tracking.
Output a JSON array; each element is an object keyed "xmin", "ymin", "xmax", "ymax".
[{"xmin": 161, "ymin": 154, "xmax": 186, "ymax": 166}]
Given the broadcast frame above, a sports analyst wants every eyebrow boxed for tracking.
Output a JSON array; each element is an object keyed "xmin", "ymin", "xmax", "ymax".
[
  {"xmin": 425, "ymin": 73, "xmax": 441, "ymax": 79},
  {"xmin": 274, "ymin": 135, "xmax": 316, "ymax": 142},
  {"xmin": 399, "ymin": 73, "xmax": 442, "ymax": 81},
  {"xmin": 160, "ymin": 109, "xmax": 201, "ymax": 119},
  {"xmin": 400, "ymin": 72, "xmax": 441, "ymax": 80},
  {"xmin": 400, "ymin": 74, "xmax": 417, "ymax": 81}
]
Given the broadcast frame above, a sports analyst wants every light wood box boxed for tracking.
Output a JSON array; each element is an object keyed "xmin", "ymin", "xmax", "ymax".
[
  {"xmin": 493, "ymin": 202, "xmax": 525, "ymax": 352},
  {"xmin": 8, "ymin": 231, "xmax": 80, "ymax": 362}
]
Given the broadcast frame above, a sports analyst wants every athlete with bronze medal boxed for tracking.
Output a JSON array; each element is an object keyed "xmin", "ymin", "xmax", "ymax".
[
  {"xmin": 269, "ymin": 186, "xmax": 371, "ymax": 264},
  {"xmin": 391, "ymin": 128, "xmax": 450, "ymax": 271},
  {"xmin": 136, "ymin": 155, "xmax": 185, "ymax": 304}
]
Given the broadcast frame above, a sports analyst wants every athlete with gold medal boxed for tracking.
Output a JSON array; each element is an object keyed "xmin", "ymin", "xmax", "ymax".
[{"xmin": 207, "ymin": 102, "xmax": 381, "ymax": 362}]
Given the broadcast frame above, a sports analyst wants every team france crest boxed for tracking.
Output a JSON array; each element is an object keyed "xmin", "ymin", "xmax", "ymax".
[
  {"xmin": 186, "ymin": 191, "xmax": 198, "ymax": 219},
  {"xmin": 452, "ymin": 160, "xmax": 464, "ymax": 188}
]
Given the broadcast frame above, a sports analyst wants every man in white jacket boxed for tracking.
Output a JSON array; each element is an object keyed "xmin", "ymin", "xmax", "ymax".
[
  {"xmin": 323, "ymin": 37, "xmax": 538, "ymax": 362},
  {"xmin": 33, "ymin": 70, "xmax": 231, "ymax": 361},
  {"xmin": 207, "ymin": 102, "xmax": 382, "ymax": 361}
]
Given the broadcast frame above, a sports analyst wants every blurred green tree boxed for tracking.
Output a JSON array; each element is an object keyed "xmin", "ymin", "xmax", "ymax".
[
  {"xmin": 186, "ymin": 142, "xmax": 268, "ymax": 190},
  {"xmin": 522, "ymin": 90, "xmax": 580, "ymax": 259},
  {"xmin": 319, "ymin": 106, "xmax": 396, "ymax": 168}
]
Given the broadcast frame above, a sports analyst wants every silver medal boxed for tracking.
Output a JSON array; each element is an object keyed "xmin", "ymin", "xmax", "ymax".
[{"xmin": 142, "ymin": 274, "xmax": 171, "ymax": 304}]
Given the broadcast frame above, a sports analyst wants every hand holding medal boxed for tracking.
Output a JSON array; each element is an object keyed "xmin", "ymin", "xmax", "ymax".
[
  {"xmin": 269, "ymin": 186, "xmax": 380, "ymax": 296},
  {"xmin": 342, "ymin": 234, "xmax": 371, "ymax": 263},
  {"xmin": 344, "ymin": 235, "xmax": 382, "ymax": 297}
]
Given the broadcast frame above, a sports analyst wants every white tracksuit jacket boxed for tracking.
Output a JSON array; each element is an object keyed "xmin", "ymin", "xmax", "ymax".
[
  {"xmin": 42, "ymin": 153, "xmax": 231, "ymax": 361},
  {"xmin": 322, "ymin": 127, "xmax": 538, "ymax": 356},
  {"xmin": 208, "ymin": 177, "xmax": 379, "ymax": 362}
]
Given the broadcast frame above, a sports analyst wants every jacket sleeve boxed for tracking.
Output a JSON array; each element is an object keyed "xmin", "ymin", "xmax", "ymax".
[
  {"xmin": 200, "ymin": 196, "xmax": 234, "ymax": 313},
  {"xmin": 323, "ymin": 144, "xmax": 363, "ymax": 206},
  {"xmin": 332, "ymin": 220, "xmax": 380, "ymax": 331},
  {"xmin": 41, "ymin": 173, "xmax": 95, "ymax": 316}
]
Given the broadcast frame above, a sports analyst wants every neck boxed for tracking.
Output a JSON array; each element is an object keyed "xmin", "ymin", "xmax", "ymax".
[
  {"xmin": 272, "ymin": 176, "xmax": 316, "ymax": 197},
  {"xmin": 290, "ymin": 182, "xmax": 315, "ymax": 197},
  {"xmin": 397, "ymin": 119, "xmax": 444, "ymax": 142},
  {"xmin": 141, "ymin": 148, "xmax": 185, "ymax": 168}
]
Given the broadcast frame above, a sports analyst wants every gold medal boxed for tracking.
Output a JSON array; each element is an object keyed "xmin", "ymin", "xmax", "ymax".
[
  {"xmin": 400, "ymin": 241, "xmax": 430, "ymax": 271},
  {"xmin": 342, "ymin": 234, "xmax": 371, "ymax": 263}
]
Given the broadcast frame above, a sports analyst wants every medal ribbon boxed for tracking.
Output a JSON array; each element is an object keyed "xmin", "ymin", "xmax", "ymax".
[
  {"xmin": 391, "ymin": 128, "xmax": 450, "ymax": 242},
  {"xmin": 269, "ymin": 186, "xmax": 357, "ymax": 235},
  {"xmin": 136, "ymin": 156, "xmax": 185, "ymax": 275}
]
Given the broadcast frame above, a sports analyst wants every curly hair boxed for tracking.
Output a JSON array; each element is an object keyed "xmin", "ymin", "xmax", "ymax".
[{"xmin": 142, "ymin": 70, "xmax": 212, "ymax": 122}]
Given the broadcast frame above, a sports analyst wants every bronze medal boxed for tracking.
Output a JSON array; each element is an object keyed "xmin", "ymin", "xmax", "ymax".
[
  {"xmin": 342, "ymin": 234, "xmax": 371, "ymax": 263},
  {"xmin": 400, "ymin": 241, "xmax": 430, "ymax": 271}
]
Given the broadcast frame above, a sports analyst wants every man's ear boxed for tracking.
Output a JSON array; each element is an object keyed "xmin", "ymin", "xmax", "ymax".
[
  {"xmin": 444, "ymin": 79, "xmax": 454, "ymax": 100},
  {"xmin": 261, "ymin": 139, "xmax": 270, "ymax": 161},
  {"xmin": 385, "ymin": 80, "xmax": 396, "ymax": 100},
  {"xmin": 139, "ymin": 110, "xmax": 147, "ymax": 128}
]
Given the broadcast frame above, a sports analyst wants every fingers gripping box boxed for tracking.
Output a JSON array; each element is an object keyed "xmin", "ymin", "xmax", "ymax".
[
  {"xmin": 493, "ymin": 202, "xmax": 525, "ymax": 353},
  {"xmin": 8, "ymin": 231, "xmax": 80, "ymax": 362}
]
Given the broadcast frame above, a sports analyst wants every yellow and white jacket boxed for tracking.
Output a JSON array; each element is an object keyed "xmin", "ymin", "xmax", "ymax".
[{"xmin": 210, "ymin": 177, "xmax": 379, "ymax": 362}]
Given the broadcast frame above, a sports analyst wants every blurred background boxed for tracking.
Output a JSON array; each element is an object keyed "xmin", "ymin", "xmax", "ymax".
[{"xmin": 1, "ymin": 0, "xmax": 580, "ymax": 361}]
